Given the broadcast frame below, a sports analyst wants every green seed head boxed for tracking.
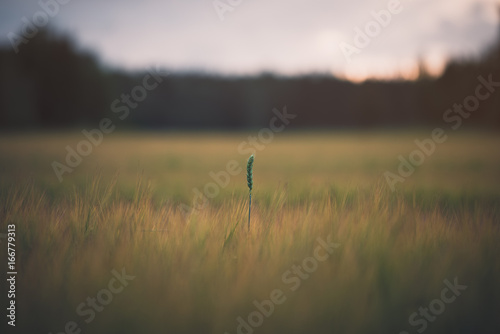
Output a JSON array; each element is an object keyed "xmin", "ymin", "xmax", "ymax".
[{"xmin": 247, "ymin": 154, "xmax": 254, "ymax": 191}]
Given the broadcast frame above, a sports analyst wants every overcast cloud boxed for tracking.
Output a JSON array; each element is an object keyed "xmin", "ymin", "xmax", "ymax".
[{"xmin": 0, "ymin": 0, "xmax": 498, "ymax": 79}]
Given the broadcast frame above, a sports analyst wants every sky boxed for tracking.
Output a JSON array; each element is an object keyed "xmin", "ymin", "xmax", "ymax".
[{"xmin": 0, "ymin": 0, "xmax": 499, "ymax": 81}]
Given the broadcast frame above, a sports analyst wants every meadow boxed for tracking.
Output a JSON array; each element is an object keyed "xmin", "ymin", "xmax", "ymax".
[{"xmin": 0, "ymin": 130, "xmax": 499, "ymax": 334}]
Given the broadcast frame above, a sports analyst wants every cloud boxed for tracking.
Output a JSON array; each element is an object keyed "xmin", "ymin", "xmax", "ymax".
[{"xmin": 0, "ymin": 0, "xmax": 498, "ymax": 77}]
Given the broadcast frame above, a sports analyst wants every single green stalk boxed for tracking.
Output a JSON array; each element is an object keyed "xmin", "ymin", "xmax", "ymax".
[{"xmin": 247, "ymin": 154, "xmax": 254, "ymax": 231}]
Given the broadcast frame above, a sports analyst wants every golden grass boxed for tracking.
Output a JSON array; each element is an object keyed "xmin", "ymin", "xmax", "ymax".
[{"xmin": 0, "ymin": 131, "xmax": 499, "ymax": 333}]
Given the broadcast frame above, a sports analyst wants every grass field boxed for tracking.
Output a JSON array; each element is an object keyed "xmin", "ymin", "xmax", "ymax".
[{"xmin": 1, "ymin": 131, "xmax": 499, "ymax": 334}]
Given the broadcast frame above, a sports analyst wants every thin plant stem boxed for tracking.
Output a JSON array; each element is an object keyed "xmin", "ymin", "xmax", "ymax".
[{"xmin": 248, "ymin": 192, "xmax": 252, "ymax": 232}]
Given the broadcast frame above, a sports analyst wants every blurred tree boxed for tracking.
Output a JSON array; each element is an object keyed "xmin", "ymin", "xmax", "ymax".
[
  {"xmin": 0, "ymin": 28, "xmax": 109, "ymax": 127},
  {"xmin": 1, "ymin": 18, "xmax": 499, "ymax": 129}
]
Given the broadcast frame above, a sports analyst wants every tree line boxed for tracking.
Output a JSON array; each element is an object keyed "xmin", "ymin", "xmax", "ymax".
[{"xmin": 0, "ymin": 27, "xmax": 499, "ymax": 129}]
